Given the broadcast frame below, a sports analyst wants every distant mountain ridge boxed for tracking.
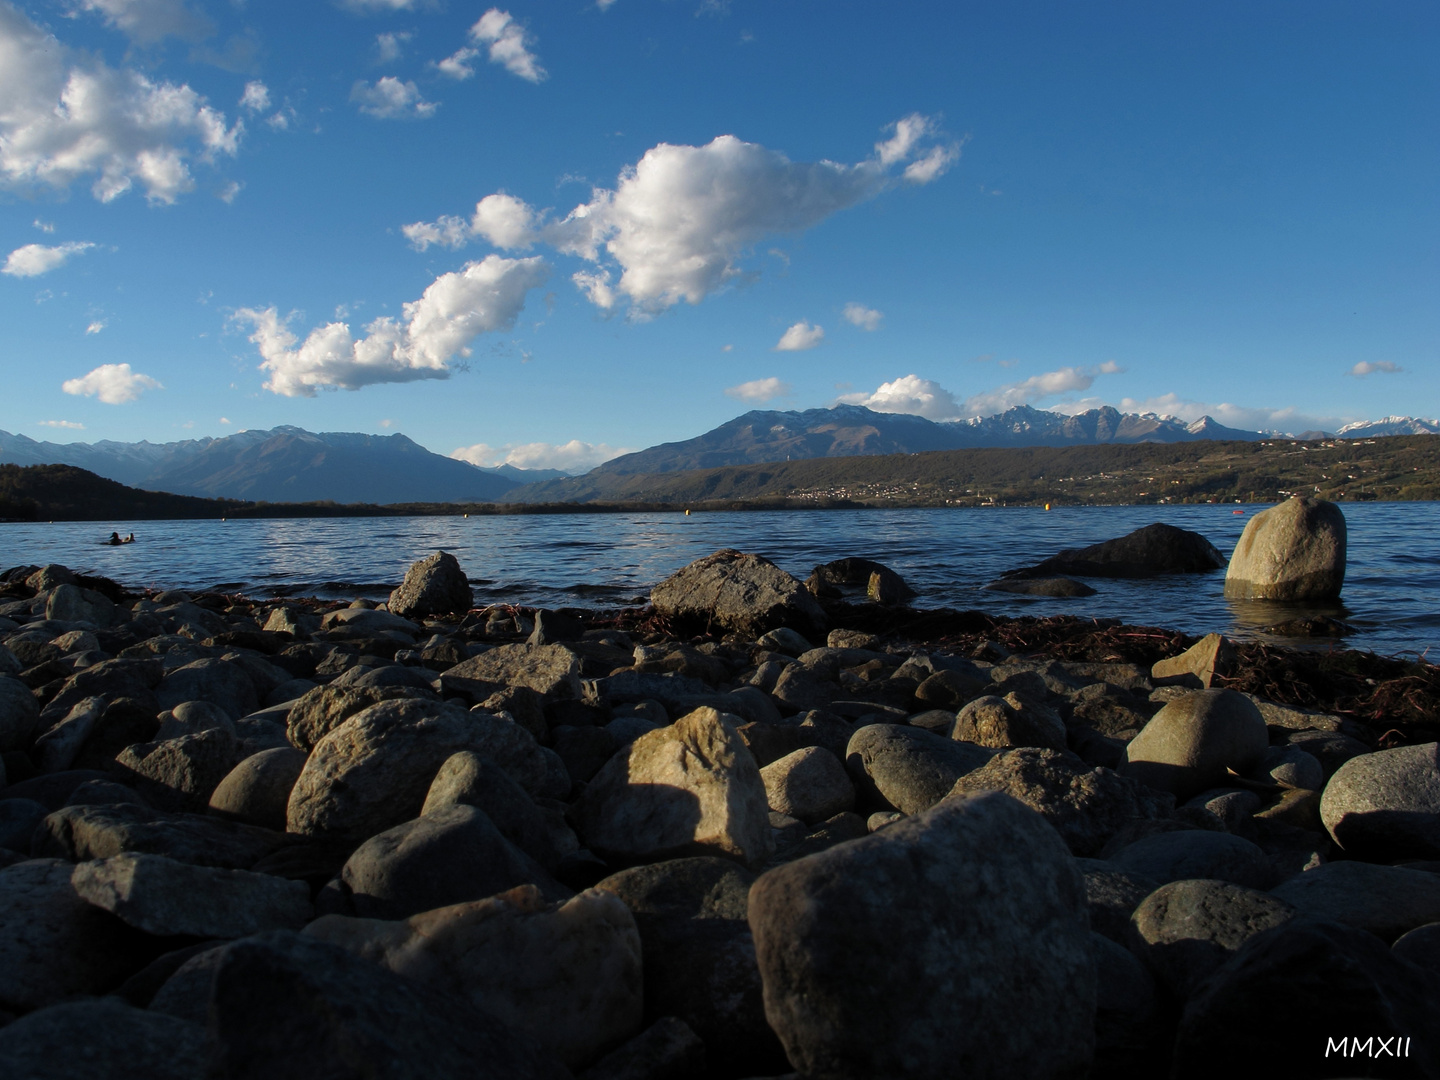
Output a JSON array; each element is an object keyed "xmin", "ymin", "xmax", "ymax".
[
  {"xmin": 1335, "ymin": 416, "xmax": 1440, "ymax": 437},
  {"xmin": 0, "ymin": 426, "xmax": 525, "ymax": 504},
  {"xmin": 591, "ymin": 404, "xmax": 1265, "ymax": 481}
]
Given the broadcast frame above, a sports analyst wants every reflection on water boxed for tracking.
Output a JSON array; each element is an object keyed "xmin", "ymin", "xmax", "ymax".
[{"xmin": 2, "ymin": 502, "xmax": 1435, "ymax": 658}]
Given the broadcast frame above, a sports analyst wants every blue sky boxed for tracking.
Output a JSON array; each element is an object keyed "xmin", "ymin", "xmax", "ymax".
[{"xmin": 1, "ymin": 0, "xmax": 1436, "ymax": 471}]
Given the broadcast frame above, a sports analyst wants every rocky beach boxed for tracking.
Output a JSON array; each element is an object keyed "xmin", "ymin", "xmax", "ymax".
[{"xmin": 0, "ymin": 498, "xmax": 1437, "ymax": 1079}]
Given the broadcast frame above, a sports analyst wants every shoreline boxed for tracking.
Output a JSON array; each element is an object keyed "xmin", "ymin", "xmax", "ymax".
[{"xmin": 1, "ymin": 558, "xmax": 1437, "ymax": 1076}]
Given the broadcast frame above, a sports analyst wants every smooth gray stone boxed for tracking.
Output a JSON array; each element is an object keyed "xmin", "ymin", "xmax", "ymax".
[
  {"xmin": 1269, "ymin": 860, "xmax": 1440, "ymax": 942},
  {"xmin": 1320, "ymin": 742, "xmax": 1440, "ymax": 861},
  {"xmin": 1108, "ymin": 829, "xmax": 1273, "ymax": 889},
  {"xmin": 1119, "ymin": 689, "xmax": 1268, "ymax": 800},
  {"xmin": 1077, "ymin": 858, "xmax": 1161, "ymax": 945},
  {"xmin": 748, "ymin": 790, "xmax": 1094, "ymax": 1080},
  {"xmin": 844, "ymin": 723, "xmax": 995, "ymax": 815},
  {"xmin": 72, "ymin": 852, "xmax": 312, "ymax": 938},
  {"xmin": 0, "ymin": 997, "xmax": 205, "ymax": 1080}
]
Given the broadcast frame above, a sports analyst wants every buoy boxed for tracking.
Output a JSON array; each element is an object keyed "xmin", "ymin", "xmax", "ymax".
[
  {"xmin": 1232, "ymin": 510, "xmax": 1244, "ymax": 515},
  {"xmin": 1044, "ymin": 503, "xmax": 1050, "ymax": 511},
  {"xmin": 463, "ymin": 513, "xmax": 469, "ymax": 518},
  {"xmin": 684, "ymin": 509, "xmax": 691, "ymax": 516}
]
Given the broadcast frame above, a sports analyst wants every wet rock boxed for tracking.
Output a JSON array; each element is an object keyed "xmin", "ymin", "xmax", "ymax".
[
  {"xmin": 1269, "ymin": 860, "xmax": 1440, "ymax": 942},
  {"xmin": 845, "ymin": 723, "xmax": 995, "ymax": 814},
  {"xmin": 112, "ymin": 729, "xmax": 240, "ymax": 814},
  {"xmin": 652, "ymin": 549, "xmax": 827, "ymax": 638},
  {"xmin": 33, "ymin": 802, "xmax": 290, "ymax": 869},
  {"xmin": 946, "ymin": 748, "xmax": 1173, "ymax": 857},
  {"xmin": 573, "ymin": 707, "xmax": 773, "ymax": 868},
  {"xmin": 1108, "ymin": 828, "xmax": 1272, "ymax": 889},
  {"xmin": 1319, "ymin": 742, "xmax": 1440, "ymax": 861},
  {"xmin": 984, "ymin": 576, "xmax": 1097, "ymax": 597},
  {"xmin": 287, "ymin": 697, "xmax": 560, "ymax": 841},
  {"xmin": 72, "ymin": 851, "xmax": 311, "ymax": 937},
  {"xmin": 749, "ymin": 790, "xmax": 1095, "ymax": 1080},
  {"xmin": 1224, "ymin": 496, "xmax": 1347, "ymax": 601},
  {"xmin": 1007, "ymin": 523, "xmax": 1226, "ymax": 580},
  {"xmin": 0, "ymin": 858, "xmax": 154, "ymax": 1012},
  {"xmin": 1119, "ymin": 688, "xmax": 1268, "ymax": 800},
  {"xmin": 441, "ymin": 643, "xmax": 584, "ymax": 702},
  {"xmin": 760, "ymin": 746, "xmax": 855, "ymax": 824},
  {"xmin": 1172, "ymin": 920, "xmax": 1440, "ymax": 1079},
  {"xmin": 1150, "ymin": 633, "xmax": 1236, "ymax": 690},
  {"xmin": 0, "ymin": 997, "xmax": 204, "ymax": 1080},
  {"xmin": 309, "ymin": 884, "xmax": 641, "ymax": 1070},
  {"xmin": 1127, "ymin": 879, "xmax": 1297, "ymax": 999},
  {"xmin": 207, "ymin": 746, "xmax": 308, "ymax": 831},
  {"xmin": 807, "ymin": 558, "xmax": 915, "ymax": 600},
  {"xmin": 206, "ymin": 930, "xmax": 571, "ymax": 1080},
  {"xmin": 341, "ymin": 804, "xmax": 567, "ymax": 919},
  {"xmin": 388, "ymin": 551, "xmax": 473, "ymax": 619}
]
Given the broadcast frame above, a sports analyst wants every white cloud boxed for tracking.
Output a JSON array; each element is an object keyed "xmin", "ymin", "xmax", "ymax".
[
  {"xmin": 0, "ymin": 4, "xmax": 242, "ymax": 203},
  {"xmin": 85, "ymin": 319, "xmax": 106, "ymax": 334},
  {"xmin": 33, "ymin": 219, "xmax": 55, "ymax": 233},
  {"xmin": 376, "ymin": 31, "xmax": 412, "ymax": 62},
  {"xmin": 38, "ymin": 419, "xmax": 84, "ymax": 429},
  {"xmin": 69, "ymin": 0, "xmax": 213, "ymax": 44},
  {"xmin": 775, "ymin": 320, "xmax": 823, "ymax": 351},
  {"xmin": 436, "ymin": 46, "xmax": 480, "ymax": 80},
  {"xmin": 340, "ymin": 0, "xmax": 420, "ymax": 11},
  {"xmin": 350, "ymin": 77, "xmax": 437, "ymax": 120},
  {"xmin": 597, "ymin": 0, "xmax": 619, "ymax": 8},
  {"xmin": 725, "ymin": 376, "xmax": 790, "ymax": 403},
  {"xmin": 218, "ymin": 179, "xmax": 242, "ymax": 202},
  {"xmin": 842, "ymin": 302, "xmax": 882, "ymax": 331},
  {"xmin": 837, "ymin": 374, "xmax": 959, "ymax": 420},
  {"xmin": 1348, "ymin": 360, "xmax": 1403, "ymax": 377},
  {"xmin": 571, "ymin": 269, "xmax": 615, "ymax": 309},
  {"xmin": 3, "ymin": 241, "xmax": 96, "ymax": 277},
  {"xmin": 239, "ymin": 81, "xmax": 271, "ymax": 114},
  {"xmin": 403, "ymin": 114, "xmax": 958, "ymax": 315},
  {"xmin": 450, "ymin": 439, "xmax": 632, "ymax": 473},
  {"xmin": 960, "ymin": 363, "xmax": 1124, "ymax": 416},
  {"xmin": 233, "ymin": 253, "xmax": 549, "ymax": 396},
  {"xmin": 469, "ymin": 9, "xmax": 545, "ymax": 83},
  {"xmin": 61, "ymin": 362, "xmax": 162, "ymax": 403}
]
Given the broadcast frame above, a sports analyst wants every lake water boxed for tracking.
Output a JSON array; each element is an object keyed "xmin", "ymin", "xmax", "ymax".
[{"xmin": 2, "ymin": 503, "xmax": 1435, "ymax": 659}]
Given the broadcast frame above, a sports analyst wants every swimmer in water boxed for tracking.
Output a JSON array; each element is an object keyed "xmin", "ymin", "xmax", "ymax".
[{"xmin": 108, "ymin": 532, "xmax": 121, "ymax": 546}]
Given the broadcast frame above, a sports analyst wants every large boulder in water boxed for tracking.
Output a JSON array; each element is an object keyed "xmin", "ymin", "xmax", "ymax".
[
  {"xmin": 388, "ymin": 551, "xmax": 473, "ymax": 619},
  {"xmin": 1223, "ymin": 496, "xmax": 1346, "ymax": 600},
  {"xmin": 651, "ymin": 549, "xmax": 826, "ymax": 637},
  {"xmin": 805, "ymin": 557, "xmax": 915, "ymax": 601},
  {"xmin": 1006, "ymin": 522, "xmax": 1225, "ymax": 580}
]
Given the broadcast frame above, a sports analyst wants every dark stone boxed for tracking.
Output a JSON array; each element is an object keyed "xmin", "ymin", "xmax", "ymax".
[
  {"xmin": 0, "ymin": 998, "xmax": 205, "ymax": 1080},
  {"xmin": 1005, "ymin": 522, "xmax": 1225, "ymax": 580},
  {"xmin": 845, "ymin": 723, "xmax": 995, "ymax": 814}
]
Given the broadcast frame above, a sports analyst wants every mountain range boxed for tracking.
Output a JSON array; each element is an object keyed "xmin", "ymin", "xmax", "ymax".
[
  {"xmin": 2, "ymin": 407, "xmax": 1434, "ymax": 506},
  {"xmin": 0, "ymin": 426, "xmax": 562, "ymax": 505}
]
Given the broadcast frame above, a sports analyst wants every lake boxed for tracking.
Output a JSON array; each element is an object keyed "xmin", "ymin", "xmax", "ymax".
[{"xmin": 3, "ymin": 503, "xmax": 1435, "ymax": 659}]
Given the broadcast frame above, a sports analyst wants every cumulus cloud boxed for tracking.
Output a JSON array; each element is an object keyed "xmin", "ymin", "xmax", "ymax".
[
  {"xmin": 402, "ymin": 114, "xmax": 958, "ymax": 315},
  {"xmin": 775, "ymin": 321, "xmax": 823, "ymax": 351},
  {"xmin": 85, "ymin": 320, "xmax": 106, "ymax": 334},
  {"xmin": 39, "ymin": 419, "xmax": 84, "ymax": 429},
  {"xmin": 376, "ymin": 31, "xmax": 412, "ymax": 63},
  {"xmin": 3, "ymin": 241, "xmax": 96, "ymax": 277},
  {"xmin": 239, "ymin": 81, "xmax": 271, "ymax": 113},
  {"xmin": 69, "ymin": 0, "xmax": 213, "ymax": 44},
  {"xmin": 725, "ymin": 376, "xmax": 790, "ymax": 403},
  {"xmin": 233, "ymin": 253, "xmax": 549, "ymax": 396},
  {"xmin": 957, "ymin": 362, "xmax": 1124, "ymax": 416},
  {"xmin": 0, "ymin": 3, "xmax": 242, "ymax": 203},
  {"xmin": 450, "ymin": 439, "xmax": 632, "ymax": 473},
  {"xmin": 842, "ymin": 302, "xmax": 882, "ymax": 331},
  {"xmin": 350, "ymin": 77, "xmax": 437, "ymax": 119},
  {"xmin": 33, "ymin": 219, "xmax": 55, "ymax": 232},
  {"xmin": 61, "ymin": 362, "xmax": 162, "ymax": 403},
  {"xmin": 469, "ymin": 9, "xmax": 545, "ymax": 82},
  {"xmin": 1348, "ymin": 361, "xmax": 1403, "ymax": 377},
  {"xmin": 837, "ymin": 374, "xmax": 959, "ymax": 420},
  {"xmin": 340, "ymin": 0, "xmax": 420, "ymax": 11}
]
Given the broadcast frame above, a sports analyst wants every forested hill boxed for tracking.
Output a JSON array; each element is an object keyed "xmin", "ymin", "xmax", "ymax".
[{"xmin": 500, "ymin": 435, "xmax": 1440, "ymax": 508}]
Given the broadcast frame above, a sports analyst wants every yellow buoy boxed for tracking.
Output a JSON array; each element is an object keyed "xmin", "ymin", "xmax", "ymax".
[
  {"xmin": 684, "ymin": 509, "xmax": 691, "ymax": 516},
  {"xmin": 1044, "ymin": 503, "xmax": 1051, "ymax": 511}
]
